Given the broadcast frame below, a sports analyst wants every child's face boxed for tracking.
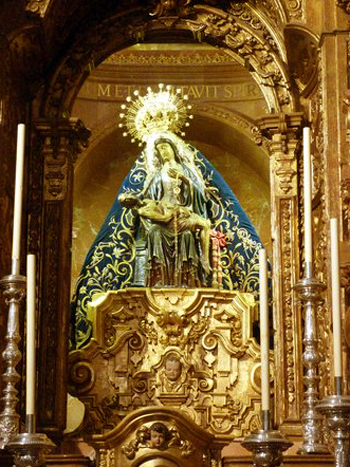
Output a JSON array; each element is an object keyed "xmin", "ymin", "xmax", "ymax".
[
  {"xmin": 150, "ymin": 429, "xmax": 165, "ymax": 448},
  {"xmin": 165, "ymin": 359, "xmax": 181, "ymax": 381}
]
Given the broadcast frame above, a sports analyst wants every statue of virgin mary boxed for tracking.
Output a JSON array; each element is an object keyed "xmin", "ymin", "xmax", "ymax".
[{"xmin": 70, "ymin": 85, "xmax": 265, "ymax": 349}]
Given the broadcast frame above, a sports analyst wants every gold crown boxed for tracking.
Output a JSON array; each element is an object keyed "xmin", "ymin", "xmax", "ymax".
[{"xmin": 118, "ymin": 84, "xmax": 193, "ymax": 145}]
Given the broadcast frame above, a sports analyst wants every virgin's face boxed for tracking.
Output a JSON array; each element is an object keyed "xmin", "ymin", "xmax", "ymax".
[{"xmin": 156, "ymin": 142, "xmax": 175, "ymax": 163}]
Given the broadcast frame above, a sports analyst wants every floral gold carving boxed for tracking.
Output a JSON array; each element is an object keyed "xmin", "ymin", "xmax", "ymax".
[
  {"xmin": 280, "ymin": 199, "xmax": 297, "ymax": 405},
  {"xmin": 105, "ymin": 49, "xmax": 235, "ymax": 66}
]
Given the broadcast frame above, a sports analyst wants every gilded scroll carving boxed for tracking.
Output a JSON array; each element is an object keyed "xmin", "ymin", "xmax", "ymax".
[
  {"xmin": 43, "ymin": 3, "xmax": 294, "ymax": 119},
  {"xmin": 96, "ymin": 406, "xmax": 220, "ymax": 466},
  {"xmin": 25, "ymin": 0, "xmax": 50, "ymax": 16},
  {"xmin": 272, "ymin": 139, "xmax": 297, "ymax": 195},
  {"xmin": 186, "ymin": 6, "xmax": 292, "ymax": 111},
  {"xmin": 287, "ymin": 0, "xmax": 302, "ymax": 20},
  {"xmin": 122, "ymin": 422, "xmax": 194, "ymax": 459},
  {"xmin": 150, "ymin": 0, "xmax": 193, "ymax": 17},
  {"xmin": 68, "ymin": 288, "xmax": 269, "ymax": 439},
  {"xmin": 68, "ymin": 360, "xmax": 95, "ymax": 395},
  {"xmin": 261, "ymin": 115, "xmax": 300, "ymax": 196},
  {"xmin": 228, "ymin": 3, "xmax": 279, "ymax": 51}
]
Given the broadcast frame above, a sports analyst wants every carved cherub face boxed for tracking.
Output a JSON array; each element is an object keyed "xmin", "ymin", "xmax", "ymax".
[
  {"xmin": 164, "ymin": 356, "xmax": 182, "ymax": 381},
  {"xmin": 149, "ymin": 422, "xmax": 169, "ymax": 449},
  {"xmin": 150, "ymin": 429, "xmax": 165, "ymax": 448}
]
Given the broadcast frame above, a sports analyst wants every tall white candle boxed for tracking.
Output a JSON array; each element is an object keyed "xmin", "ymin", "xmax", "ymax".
[
  {"xmin": 259, "ymin": 248, "xmax": 270, "ymax": 411},
  {"xmin": 26, "ymin": 254, "xmax": 36, "ymax": 416},
  {"xmin": 12, "ymin": 124, "xmax": 26, "ymax": 266},
  {"xmin": 330, "ymin": 219, "xmax": 342, "ymax": 378},
  {"xmin": 303, "ymin": 127, "xmax": 313, "ymax": 265}
]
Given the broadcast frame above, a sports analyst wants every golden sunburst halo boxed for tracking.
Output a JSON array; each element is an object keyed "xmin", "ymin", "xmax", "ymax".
[{"xmin": 118, "ymin": 83, "xmax": 193, "ymax": 146}]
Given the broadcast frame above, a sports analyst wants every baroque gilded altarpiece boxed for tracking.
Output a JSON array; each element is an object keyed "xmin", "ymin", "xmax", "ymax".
[
  {"xmin": 1, "ymin": 1, "xmax": 350, "ymax": 465},
  {"xmin": 26, "ymin": 0, "xmax": 322, "ymax": 443},
  {"xmin": 68, "ymin": 288, "xmax": 266, "ymax": 464}
]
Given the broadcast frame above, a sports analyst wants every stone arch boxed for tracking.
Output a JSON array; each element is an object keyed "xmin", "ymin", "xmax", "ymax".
[{"xmin": 37, "ymin": 1, "xmax": 302, "ymax": 119}]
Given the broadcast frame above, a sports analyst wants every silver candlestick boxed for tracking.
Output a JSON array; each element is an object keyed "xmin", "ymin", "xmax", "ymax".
[
  {"xmin": 293, "ymin": 264, "xmax": 329, "ymax": 454},
  {"xmin": 7, "ymin": 420, "xmax": 56, "ymax": 467},
  {"xmin": 316, "ymin": 380, "xmax": 350, "ymax": 467},
  {"xmin": 0, "ymin": 273, "xmax": 26, "ymax": 449},
  {"xmin": 241, "ymin": 410, "xmax": 293, "ymax": 467}
]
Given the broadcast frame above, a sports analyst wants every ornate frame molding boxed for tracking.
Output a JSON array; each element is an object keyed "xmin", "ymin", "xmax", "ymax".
[{"xmin": 39, "ymin": 3, "xmax": 300, "ymax": 120}]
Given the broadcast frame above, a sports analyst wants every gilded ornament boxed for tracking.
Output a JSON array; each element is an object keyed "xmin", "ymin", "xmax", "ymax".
[
  {"xmin": 118, "ymin": 83, "xmax": 193, "ymax": 144},
  {"xmin": 25, "ymin": 0, "xmax": 50, "ymax": 16},
  {"xmin": 69, "ymin": 289, "xmax": 269, "ymax": 438},
  {"xmin": 336, "ymin": 0, "xmax": 350, "ymax": 14}
]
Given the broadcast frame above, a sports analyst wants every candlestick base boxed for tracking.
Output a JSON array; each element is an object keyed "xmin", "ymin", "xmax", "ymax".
[
  {"xmin": 241, "ymin": 429, "xmax": 292, "ymax": 467},
  {"xmin": 316, "ymin": 395, "xmax": 350, "ymax": 467},
  {"xmin": 0, "ymin": 274, "xmax": 26, "ymax": 449},
  {"xmin": 7, "ymin": 432, "xmax": 56, "ymax": 467}
]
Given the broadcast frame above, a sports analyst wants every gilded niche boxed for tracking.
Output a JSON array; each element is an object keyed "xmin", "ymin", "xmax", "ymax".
[
  {"xmin": 68, "ymin": 288, "xmax": 271, "ymax": 439},
  {"xmin": 68, "ymin": 85, "xmax": 270, "ymax": 453}
]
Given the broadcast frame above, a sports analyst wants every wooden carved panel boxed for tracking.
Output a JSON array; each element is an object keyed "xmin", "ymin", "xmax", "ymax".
[{"xmin": 68, "ymin": 288, "xmax": 271, "ymax": 441}]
